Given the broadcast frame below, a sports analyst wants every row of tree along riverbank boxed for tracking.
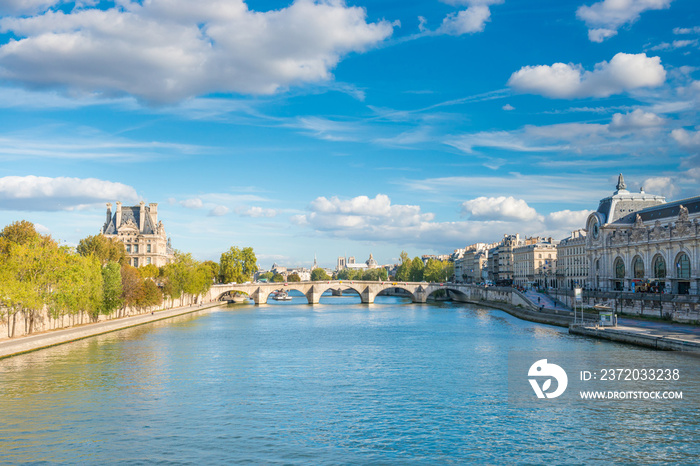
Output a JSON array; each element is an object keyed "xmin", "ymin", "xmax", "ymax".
[{"xmin": 0, "ymin": 220, "xmax": 260, "ymax": 339}]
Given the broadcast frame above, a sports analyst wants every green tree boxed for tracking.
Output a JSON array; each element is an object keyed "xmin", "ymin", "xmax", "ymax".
[
  {"xmin": 257, "ymin": 271, "xmax": 274, "ymax": 282},
  {"xmin": 101, "ymin": 261, "xmax": 123, "ymax": 316},
  {"xmin": 287, "ymin": 273, "xmax": 301, "ymax": 282},
  {"xmin": 0, "ymin": 220, "xmax": 40, "ymax": 245},
  {"xmin": 219, "ymin": 246, "xmax": 257, "ymax": 284},
  {"xmin": 271, "ymin": 273, "xmax": 286, "ymax": 282},
  {"xmin": 395, "ymin": 251, "xmax": 412, "ymax": 282},
  {"xmin": 362, "ymin": 268, "xmax": 388, "ymax": 281},
  {"xmin": 409, "ymin": 257, "xmax": 424, "ymax": 282},
  {"xmin": 138, "ymin": 263, "xmax": 160, "ymax": 280},
  {"xmin": 76, "ymin": 234, "xmax": 127, "ymax": 265},
  {"xmin": 136, "ymin": 280, "xmax": 163, "ymax": 310},
  {"xmin": 120, "ymin": 264, "xmax": 145, "ymax": 316},
  {"xmin": 311, "ymin": 268, "xmax": 330, "ymax": 281},
  {"xmin": 423, "ymin": 259, "xmax": 444, "ymax": 282},
  {"xmin": 202, "ymin": 260, "xmax": 219, "ymax": 283}
]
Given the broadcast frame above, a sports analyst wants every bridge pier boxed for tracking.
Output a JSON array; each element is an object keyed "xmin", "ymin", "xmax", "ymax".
[
  {"xmin": 250, "ymin": 287, "xmax": 270, "ymax": 305},
  {"xmin": 305, "ymin": 286, "xmax": 323, "ymax": 305}
]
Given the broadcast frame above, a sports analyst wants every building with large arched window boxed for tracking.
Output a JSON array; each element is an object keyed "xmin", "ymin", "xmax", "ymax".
[{"xmin": 585, "ymin": 175, "xmax": 699, "ymax": 295}]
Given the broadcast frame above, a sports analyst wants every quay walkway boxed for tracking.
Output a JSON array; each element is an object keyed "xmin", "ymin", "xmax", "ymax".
[{"xmin": 0, "ymin": 303, "xmax": 221, "ymax": 360}]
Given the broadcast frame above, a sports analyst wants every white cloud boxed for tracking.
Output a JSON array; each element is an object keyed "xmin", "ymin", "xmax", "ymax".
[
  {"xmin": 461, "ymin": 196, "xmax": 540, "ymax": 221},
  {"xmin": 180, "ymin": 198, "xmax": 204, "ymax": 209},
  {"xmin": 577, "ymin": 0, "xmax": 673, "ymax": 42},
  {"xmin": 608, "ymin": 109, "xmax": 664, "ymax": 131},
  {"xmin": 507, "ymin": 53, "xmax": 666, "ymax": 99},
  {"xmin": 0, "ymin": 0, "xmax": 58, "ymax": 16},
  {"xmin": 641, "ymin": 176, "xmax": 679, "ymax": 198},
  {"xmin": 673, "ymin": 26, "xmax": 700, "ymax": 35},
  {"xmin": 671, "ymin": 128, "xmax": 700, "ymax": 150},
  {"xmin": 0, "ymin": 175, "xmax": 138, "ymax": 211},
  {"xmin": 295, "ymin": 193, "xmax": 593, "ymax": 250},
  {"xmin": 502, "ymin": 103, "xmax": 515, "ymax": 111},
  {"xmin": 0, "ymin": 0, "xmax": 394, "ymax": 103},
  {"xmin": 545, "ymin": 210, "xmax": 592, "ymax": 230},
  {"xmin": 437, "ymin": 6, "xmax": 491, "ymax": 35},
  {"xmin": 208, "ymin": 205, "xmax": 230, "ymax": 217},
  {"xmin": 238, "ymin": 206, "xmax": 278, "ymax": 218}
]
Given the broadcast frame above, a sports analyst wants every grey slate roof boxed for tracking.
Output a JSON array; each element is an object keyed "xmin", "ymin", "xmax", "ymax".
[
  {"xmin": 103, "ymin": 206, "xmax": 157, "ymax": 234},
  {"xmin": 612, "ymin": 195, "xmax": 700, "ymax": 225}
]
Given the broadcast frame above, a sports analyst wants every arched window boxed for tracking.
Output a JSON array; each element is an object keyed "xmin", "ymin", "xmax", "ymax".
[
  {"xmin": 676, "ymin": 253, "xmax": 690, "ymax": 279},
  {"xmin": 653, "ymin": 255, "xmax": 666, "ymax": 279},
  {"xmin": 633, "ymin": 256, "xmax": 644, "ymax": 279},
  {"xmin": 614, "ymin": 257, "xmax": 625, "ymax": 279}
]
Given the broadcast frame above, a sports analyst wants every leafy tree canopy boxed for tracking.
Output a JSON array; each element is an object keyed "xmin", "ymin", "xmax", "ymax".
[{"xmin": 311, "ymin": 268, "xmax": 330, "ymax": 281}]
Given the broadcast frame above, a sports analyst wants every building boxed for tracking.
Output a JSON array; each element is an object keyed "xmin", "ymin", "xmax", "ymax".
[
  {"xmin": 556, "ymin": 229, "xmax": 588, "ymax": 290},
  {"xmin": 455, "ymin": 243, "xmax": 492, "ymax": 283},
  {"xmin": 513, "ymin": 237, "xmax": 559, "ymax": 289},
  {"xmin": 336, "ymin": 253, "xmax": 379, "ymax": 271},
  {"xmin": 585, "ymin": 175, "xmax": 699, "ymax": 294},
  {"xmin": 101, "ymin": 201, "xmax": 173, "ymax": 267}
]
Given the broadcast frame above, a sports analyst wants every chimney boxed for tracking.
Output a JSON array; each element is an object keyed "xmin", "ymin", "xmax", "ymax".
[
  {"xmin": 149, "ymin": 203, "xmax": 158, "ymax": 224},
  {"xmin": 139, "ymin": 201, "xmax": 146, "ymax": 233},
  {"xmin": 115, "ymin": 202, "xmax": 122, "ymax": 227},
  {"xmin": 106, "ymin": 203, "xmax": 112, "ymax": 227}
]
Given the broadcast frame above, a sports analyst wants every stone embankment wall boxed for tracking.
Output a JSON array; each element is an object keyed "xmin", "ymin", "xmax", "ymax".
[
  {"xmin": 556, "ymin": 290, "xmax": 700, "ymax": 324},
  {"xmin": 449, "ymin": 285, "xmax": 572, "ymax": 328},
  {"xmin": 0, "ymin": 293, "xmax": 212, "ymax": 341}
]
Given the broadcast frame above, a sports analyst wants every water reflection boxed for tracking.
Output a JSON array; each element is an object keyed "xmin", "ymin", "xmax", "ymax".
[{"xmin": 0, "ymin": 298, "xmax": 698, "ymax": 464}]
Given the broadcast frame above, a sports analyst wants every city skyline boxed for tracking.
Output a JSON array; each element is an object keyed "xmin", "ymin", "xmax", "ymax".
[{"xmin": 0, "ymin": 0, "xmax": 698, "ymax": 268}]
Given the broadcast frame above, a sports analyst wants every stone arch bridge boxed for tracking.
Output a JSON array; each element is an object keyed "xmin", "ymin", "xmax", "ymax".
[{"xmin": 204, "ymin": 281, "xmax": 489, "ymax": 305}]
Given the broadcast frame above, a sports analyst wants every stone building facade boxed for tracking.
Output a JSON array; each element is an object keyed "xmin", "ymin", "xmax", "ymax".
[
  {"xmin": 101, "ymin": 201, "xmax": 173, "ymax": 268},
  {"xmin": 585, "ymin": 174, "xmax": 699, "ymax": 295},
  {"xmin": 556, "ymin": 229, "xmax": 588, "ymax": 290},
  {"xmin": 513, "ymin": 238, "xmax": 559, "ymax": 288}
]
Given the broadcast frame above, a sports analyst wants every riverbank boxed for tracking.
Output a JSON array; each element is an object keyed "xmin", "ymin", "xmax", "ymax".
[{"xmin": 0, "ymin": 302, "xmax": 223, "ymax": 359}]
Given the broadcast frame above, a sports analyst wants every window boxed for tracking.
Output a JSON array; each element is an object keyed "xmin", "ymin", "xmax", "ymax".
[
  {"xmin": 614, "ymin": 257, "xmax": 625, "ymax": 279},
  {"xmin": 133, "ymin": 258, "xmax": 139, "ymax": 267},
  {"xmin": 633, "ymin": 256, "xmax": 644, "ymax": 279},
  {"xmin": 676, "ymin": 253, "xmax": 690, "ymax": 279},
  {"xmin": 653, "ymin": 255, "xmax": 666, "ymax": 279},
  {"xmin": 126, "ymin": 245, "xmax": 131, "ymax": 253},
  {"xmin": 134, "ymin": 245, "xmax": 139, "ymax": 253},
  {"xmin": 147, "ymin": 244, "xmax": 151, "ymax": 253},
  {"xmin": 147, "ymin": 257, "xmax": 151, "ymax": 265}
]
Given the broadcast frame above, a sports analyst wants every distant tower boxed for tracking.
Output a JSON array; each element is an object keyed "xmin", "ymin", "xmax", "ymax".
[{"xmin": 312, "ymin": 254, "xmax": 318, "ymax": 270}]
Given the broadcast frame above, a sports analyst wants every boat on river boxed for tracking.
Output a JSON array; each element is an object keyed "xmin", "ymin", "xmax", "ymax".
[{"xmin": 273, "ymin": 291, "xmax": 293, "ymax": 301}]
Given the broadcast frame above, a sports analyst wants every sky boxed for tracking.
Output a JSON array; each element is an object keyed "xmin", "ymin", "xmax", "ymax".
[{"xmin": 0, "ymin": 0, "xmax": 698, "ymax": 269}]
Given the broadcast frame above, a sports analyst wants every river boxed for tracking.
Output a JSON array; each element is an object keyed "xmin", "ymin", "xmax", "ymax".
[{"xmin": 1, "ymin": 294, "xmax": 698, "ymax": 464}]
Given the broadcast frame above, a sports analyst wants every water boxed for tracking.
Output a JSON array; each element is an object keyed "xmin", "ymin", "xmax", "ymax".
[{"xmin": 1, "ymin": 294, "xmax": 698, "ymax": 464}]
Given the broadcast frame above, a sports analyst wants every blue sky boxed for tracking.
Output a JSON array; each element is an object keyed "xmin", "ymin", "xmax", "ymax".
[{"xmin": 0, "ymin": 0, "xmax": 698, "ymax": 269}]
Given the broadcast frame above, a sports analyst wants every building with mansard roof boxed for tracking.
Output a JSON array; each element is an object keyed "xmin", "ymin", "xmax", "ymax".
[
  {"xmin": 585, "ymin": 174, "xmax": 699, "ymax": 295},
  {"xmin": 101, "ymin": 201, "xmax": 174, "ymax": 268}
]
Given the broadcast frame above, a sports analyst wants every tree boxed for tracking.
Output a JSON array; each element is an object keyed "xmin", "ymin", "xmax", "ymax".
[
  {"xmin": 0, "ymin": 220, "xmax": 40, "ymax": 245},
  {"xmin": 271, "ymin": 273, "xmax": 286, "ymax": 282},
  {"xmin": 136, "ymin": 280, "xmax": 163, "ymax": 310},
  {"xmin": 409, "ymin": 257, "xmax": 424, "ymax": 282},
  {"xmin": 120, "ymin": 264, "xmax": 145, "ymax": 316},
  {"xmin": 202, "ymin": 260, "xmax": 219, "ymax": 283},
  {"xmin": 219, "ymin": 246, "xmax": 257, "ymax": 284},
  {"xmin": 423, "ymin": 259, "xmax": 444, "ymax": 283},
  {"xmin": 311, "ymin": 268, "xmax": 330, "ymax": 281},
  {"xmin": 257, "ymin": 271, "xmax": 274, "ymax": 282},
  {"xmin": 76, "ymin": 234, "xmax": 127, "ymax": 265},
  {"xmin": 101, "ymin": 261, "xmax": 123, "ymax": 316},
  {"xmin": 395, "ymin": 251, "xmax": 412, "ymax": 282},
  {"xmin": 138, "ymin": 263, "xmax": 160, "ymax": 280},
  {"xmin": 287, "ymin": 273, "xmax": 301, "ymax": 282}
]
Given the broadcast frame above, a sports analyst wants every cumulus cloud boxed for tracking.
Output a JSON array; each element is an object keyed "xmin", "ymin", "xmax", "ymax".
[
  {"xmin": 0, "ymin": 0, "xmax": 394, "ymax": 103},
  {"xmin": 294, "ymin": 193, "xmax": 593, "ymax": 249},
  {"xmin": 0, "ymin": 175, "xmax": 138, "ymax": 211},
  {"xmin": 208, "ymin": 205, "xmax": 230, "ymax": 217},
  {"xmin": 238, "ymin": 206, "xmax": 278, "ymax": 218},
  {"xmin": 180, "ymin": 198, "xmax": 204, "ymax": 209},
  {"xmin": 576, "ymin": 0, "xmax": 673, "ymax": 42},
  {"xmin": 461, "ymin": 196, "xmax": 540, "ymax": 221},
  {"xmin": 673, "ymin": 26, "xmax": 700, "ymax": 35},
  {"xmin": 608, "ymin": 109, "xmax": 665, "ymax": 131},
  {"xmin": 671, "ymin": 128, "xmax": 700, "ymax": 150},
  {"xmin": 641, "ymin": 176, "xmax": 679, "ymax": 198},
  {"xmin": 437, "ymin": 6, "xmax": 491, "ymax": 35},
  {"xmin": 507, "ymin": 53, "xmax": 666, "ymax": 99},
  {"xmin": 502, "ymin": 103, "xmax": 515, "ymax": 111},
  {"xmin": 0, "ymin": 0, "xmax": 57, "ymax": 16}
]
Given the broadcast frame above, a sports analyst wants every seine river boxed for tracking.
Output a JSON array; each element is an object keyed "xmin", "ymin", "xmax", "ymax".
[{"xmin": 1, "ymin": 294, "xmax": 698, "ymax": 464}]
